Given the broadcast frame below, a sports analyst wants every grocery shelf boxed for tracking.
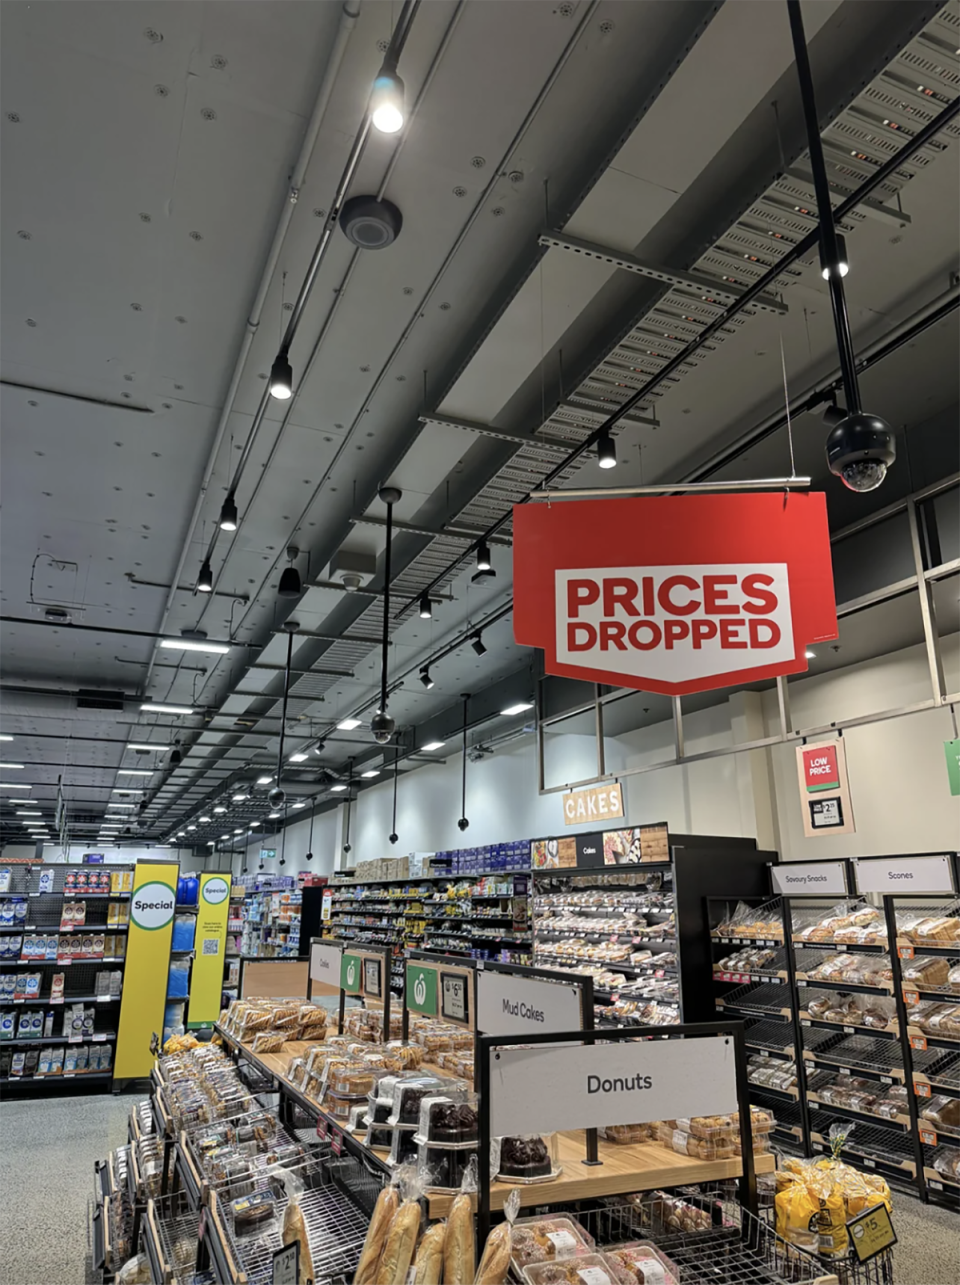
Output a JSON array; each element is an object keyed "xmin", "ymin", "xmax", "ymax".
[
  {"xmin": 1, "ymin": 1031, "xmax": 116, "ymax": 1047},
  {"xmin": 906, "ymin": 1024, "xmax": 960, "ymax": 1052},
  {"xmin": 805, "ymin": 1069, "xmax": 912, "ymax": 1130},
  {"xmin": 798, "ymin": 1011, "xmax": 899, "ymax": 1039},
  {"xmin": 913, "ymin": 1049, "xmax": 960, "ymax": 1099},
  {"xmin": 711, "ymin": 935, "xmax": 784, "ymax": 950},
  {"xmin": 717, "ymin": 981, "xmax": 792, "ymax": 1019},
  {"xmin": 793, "ymin": 939, "xmax": 887, "ymax": 954},
  {"xmin": 801, "ymin": 1031, "xmax": 907, "ymax": 1084},
  {"xmin": 811, "ymin": 1115, "xmax": 918, "ymax": 1184},
  {"xmin": 743, "ymin": 1020, "xmax": 796, "ymax": 1058}
]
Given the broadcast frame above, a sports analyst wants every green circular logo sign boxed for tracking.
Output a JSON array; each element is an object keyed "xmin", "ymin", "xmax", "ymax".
[
  {"xmin": 346, "ymin": 961, "xmax": 357, "ymax": 988},
  {"xmin": 414, "ymin": 973, "xmax": 427, "ymax": 1005},
  {"xmin": 202, "ymin": 877, "xmax": 229, "ymax": 906},
  {"xmin": 130, "ymin": 881, "xmax": 176, "ymax": 931}
]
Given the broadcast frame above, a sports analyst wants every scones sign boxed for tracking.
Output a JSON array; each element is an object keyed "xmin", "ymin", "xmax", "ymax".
[{"xmin": 513, "ymin": 493, "xmax": 837, "ymax": 696}]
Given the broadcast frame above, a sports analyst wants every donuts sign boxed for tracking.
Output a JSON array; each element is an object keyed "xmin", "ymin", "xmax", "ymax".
[{"xmin": 513, "ymin": 492, "xmax": 837, "ymax": 696}]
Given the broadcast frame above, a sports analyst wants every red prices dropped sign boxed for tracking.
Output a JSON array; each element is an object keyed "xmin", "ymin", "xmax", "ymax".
[{"xmin": 513, "ymin": 492, "xmax": 837, "ymax": 696}]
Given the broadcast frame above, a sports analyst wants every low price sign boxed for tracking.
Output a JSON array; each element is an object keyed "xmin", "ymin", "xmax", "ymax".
[{"xmin": 513, "ymin": 492, "xmax": 837, "ymax": 697}]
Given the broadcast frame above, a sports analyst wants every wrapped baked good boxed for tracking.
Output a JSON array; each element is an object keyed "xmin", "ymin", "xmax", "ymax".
[
  {"xmin": 419, "ymin": 1097, "xmax": 478, "ymax": 1144},
  {"xmin": 354, "ymin": 1185, "xmax": 399, "ymax": 1284},
  {"xmin": 443, "ymin": 1192, "xmax": 475, "ymax": 1285},
  {"xmin": 903, "ymin": 955, "xmax": 951, "ymax": 987},
  {"xmin": 250, "ymin": 1030, "xmax": 285, "ymax": 1053},
  {"xmin": 598, "ymin": 1123, "xmax": 655, "ymax": 1145},
  {"xmin": 510, "ymin": 1217, "xmax": 593, "ymax": 1268},
  {"xmin": 280, "ymin": 1175, "xmax": 314, "ymax": 1285},
  {"xmin": 922, "ymin": 1095, "xmax": 960, "ymax": 1134},
  {"xmin": 376, "ymin": 1199, "xmax": 422, "ymax": 1285},
  {"xmin": 604, "ymin": 1242, "xmax": 679, "ymax": 1285},
  {"xmin": 412, "ymin": 1222, "xmax": 446, "ymax": 1285},
  {"xmin": 912, "ymin": 917, "xmax": 960, "ymax": 946},
  {"xmin": 933, "ymin": 1146, "xmax": 960, "ymax": 1179}
]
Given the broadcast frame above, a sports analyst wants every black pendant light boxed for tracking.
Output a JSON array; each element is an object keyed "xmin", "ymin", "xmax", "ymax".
[
  {"xmin": 219, "ymin": 493, "xmax": 238, "ymax": 531},
  {"xmin": 278, "ymin": 545, "xmax": 302, "ymax": 598},
  {"xmin": 389, "ymin": 748, "xmax": 400, "ymax": 844},
  {"xmin": 342, "ymin": 758, "xmax": 354, "ymax": 856},
  {"xmin": 197, "ymin": 560, "xmax": 214, "ymax": 594},
  {"xmin": 268, "ymin": 621, "xmax": 296, "ymax": 812},
  {"xmin": 304, "ymin": 801, "xmax": 315, "ymax": 862},
  {"xmin": 457, "ymin": 693, "xmax": 470, "ymax": 832},
  {"xmin": 370, "ymin": 486, "xmax": 400, "ymax": 746},
  {"xmin": 787, "ymin": 1, "xmax": 895, "ymax": 493}
]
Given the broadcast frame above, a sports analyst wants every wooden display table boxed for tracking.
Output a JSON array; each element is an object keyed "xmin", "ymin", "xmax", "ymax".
[{"xmin": 219, "ymin": 1029, "xmax": 775, "ymax": 1218}]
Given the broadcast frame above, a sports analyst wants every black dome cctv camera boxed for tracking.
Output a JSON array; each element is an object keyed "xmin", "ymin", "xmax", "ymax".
[
  {"xmin": 457, "ymin": 817, "xmax": 469, "ymax": 832},
  {"xmin": 826, "ymin": 410, "xmax": 895, "ymax": 493},
  {"xmin": 370, "ymin": 711, "xmax": 396, "ymax": 745},
  {"xmin": 343, "ymin": 843, "xmax": 352, "ymax": 854},
  {"xmin": 389, "ymin": 832, "xmax": 398, "ymax": 844},
  {"xmin": 268, "ymin": 786, "xmax": 286, "ymax": 808}
]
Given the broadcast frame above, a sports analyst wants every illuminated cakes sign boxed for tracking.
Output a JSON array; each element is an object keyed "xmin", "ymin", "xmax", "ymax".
[{"xmin": 513, "ymin": 493, "xmax": 837, "ymax": 696}]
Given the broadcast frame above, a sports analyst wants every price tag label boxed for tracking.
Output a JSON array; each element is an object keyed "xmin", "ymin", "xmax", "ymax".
[
  {"xmin": 330, "ymin": 1128, "xmax": 343, "ymax": 1156},
  {"xmin": 50, "ymin": 997, "xmax": 63, "ymax": 1005},
  {"xmin": 769, "ymin": 978, "xmax": 781, "ymax": 986},
  {"xmin": 839, "ymin": 1066, "xmax": 851, "ymax": 1076},
  {"xmin": 93, "ymin": 1034, "xmax": 106, "ymax": 1043},
  {"xmin": 910, "ymin": 1035, "xmax": 928, "ymax": 1052},
  {"xmin": 863, "ymin": 1158, "xmax": 876, "ymax": 1169},
  {"xmin": 68, "ymin": 1034, "xmax": 83, "ymax": 1044},
  {"xmin": 316, "ymin": 1117, "xmax": 328, "ymax": 1141},
  {"xmin": 929, "ymin": 1180, "xmax": 943, "ymax": 1191},
  {"xmin": 813, "ymin": 1142, "xmax": 824, "ymax": 1153},
  {"xmin": 836, "ymin": 944, "xmax": 847, "ymax": 952},
  {"xmin": 920, "ymin": 1128, "xmax": 938, "ymax": 1147},
  {"xmin": 898, "ymin": 945, "xmax": 914, "ymax": 960},
  {"xmin": 804, "ymin": 1063, "xmax": 815, "ymax": 1076},
  {"xmin": 903, "ymin": 990, "xmax": 919, "ymax": 1006},
  {"xmin": 880, "ymin": 1075, "xmax": 893, "ymax": 1085},
  {"xmin": 848, "ymin": 1204, "xmax": 897, "ymax": 1263},
  {"xmin": 801, "ymin": 1019, "xmax": 811, "ymax": 1027},
  {"xmin": 843, "ymin": 1025, "xmax": 856, "ymax": 1034},
  {"xmin": 272, "ymin": 1241, "xmax": 300, "ymax": 1285},
  {"xmin": 809, "ymin": 1101, "xmax": 819, "ymax": 1110},
  {"xmin": 915, "ymin": 1082, "xmax": 932, "ymax": 1098}
]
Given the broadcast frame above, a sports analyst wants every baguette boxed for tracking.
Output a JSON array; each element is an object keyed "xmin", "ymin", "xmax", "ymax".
[
  {"xmin": 474, "ymin": 1222, "xmax": 511, "ymax": 1285},
  {"xmin": 443, "ymin": 1194, "xmax": 475, "ymax": 1285},
  {"xmin": 375, "ymin": 1201, "xmax": 421, "ymax": 1285},
  {"xmin": 354, "ymin": 1186, "xmax": 398, "ymax": 1284},
  {"xmin": 282, "ymin": 1200, "xmax": 315, "ymax": 1285},
  {"xmin": 412, "ymin": 1222, "xmax": 446, "ymax": 1285}
]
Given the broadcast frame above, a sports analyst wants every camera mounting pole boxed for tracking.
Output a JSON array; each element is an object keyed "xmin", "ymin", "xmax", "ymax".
[{"xmin": 371, "ymin": 486, "xmax": 402, "ymax": 745}]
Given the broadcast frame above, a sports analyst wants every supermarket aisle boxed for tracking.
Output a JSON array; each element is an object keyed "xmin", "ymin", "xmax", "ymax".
[
  {"xmin": 891, "ymin": 1196, "xmax": 957, "ymax": 1284},
  {"xmin": 0, "ymin": 1091, "xmax": 131, "ymax": 1285}
]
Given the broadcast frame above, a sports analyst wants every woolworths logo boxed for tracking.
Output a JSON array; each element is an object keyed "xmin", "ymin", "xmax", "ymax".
[
  {"xmin": 414, "ymin": 974, "xmax": 427, "ymax": 1005},
  {"xmin": 131, "ymin": 882, "xmax": 176, "ymax": 931},
  {"xmin": 346, "ymin": 960, "xmax": 357, "ymax": 987},
  {"xmin": 202, "ymin": 877, "xmax": 230, "ymax": 906},
  {"xmin": 406, "ymin": 963, "xmax": 437, "ymax": 1015}
]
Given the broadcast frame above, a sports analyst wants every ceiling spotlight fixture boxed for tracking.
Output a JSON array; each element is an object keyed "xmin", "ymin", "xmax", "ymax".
[
  {"xmin": 822, "ymin": 402, "xmax": 846, "ymax": 429},
  {"xmin": 142, "ymin": 704, "xmax": 195, "ymax": 716},
  {"xmin": 476, "ymin": 541, "xmax": 491, "ymax": 572},
  {"xmin": 471, "ymin": 635, "xmax": 487, "ymax": 657},
  {"xmin": 419, "ymin": 593, "xmax": 432, "ymax": 620},
  {"xmin": 169, "ymin": 742, "xmax": 183, "ymax": 766},
  {"xmin": 278, "ymin": 546, "xmax": 302, "ymax": 598},
  {"xmin": 501, "ymin": 702, "xmax": 534, "ymax": 716},
  {"xmin": 199, "ymin": 816, "xmax": 211, "ymax": 823},
  {"xmin": 597, "ymin": 430, "xmax": 617, "ymax": 469},
  {"xmin": 196, "ymin": 560, "xmax": 214, "ymax": 594},
  {"xmin": 820, "ymin": 231, "xmax": 849, "ymax": 280},
  {"xmin": 207, "ymin": 840, "xmax": 215, "ymax": 847},
  {"xmin": 219, "ymin": 493, "xmax": 238, "ymax": 531},
  {"xmin": 268, "ymin": 812, "xmax": 281, "ymax": 820},
  {"xmin": 213, "ymin": 805, "xmax": 227, "ymax": 814},
  {"xmin": 288, "ymin": 753, "xmax": 308, "ymax": 763},
  {"xmin": 256, "ymin": 776, "xmax": 274, "ymax": 786},
  {"xmin": 232, "ymin": 793, "xmax": 248, "ymax": 803},
  {"xmin": 292, "ymin": 801, "xmax": 306, "ymax": 809},
  {"xmin": 370, "ymin": 60, "xmax": 405, "ymax": 133},
  {"xmin": 233, "ymin": 829, "xmax": 243, "ymax": 835},
  {"xmin": 419, "ymin": 668, "xmax": 434, "ymax": 690},
  {"xmin": 361, "ymin": 769, "xmax": 380, "ymax": 779},
  {"xmin": 330, "ymin": 783, "xmax": 348, "ymax": 793},
  {"xmin": 422, "ymin": 741, "xmax": 444, "ymax": 752},
  {"xmin": 249, "ymin": 820, "xmax": 261, "ymax": 827},
  {"xmin": 337, "ymin": 718, "xmax": 362, "ymax": 731},
  {"xmin": 269, "ymin": 348, "xmax": 293, "ymax": 400},
  {"xmin": 313, "ymin": 742, "xmax": 325, "ymax": 756},
  {"xmin": 187, "ymin": 825, "xmax": 197, "ymax": 831}
]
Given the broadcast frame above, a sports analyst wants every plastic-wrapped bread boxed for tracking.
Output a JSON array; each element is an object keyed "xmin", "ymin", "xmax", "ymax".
[
  {"xmin": 474, "ymin": 1224, "xmax": 511, "ymax": 1285},
  {"xmin": 354, "ymin": 1186, "xmax": 399, "ymax": 1284},
  {"xmin": 375, "ymin": 1201, "xmax": 421, "ymax": 1285},
  {"xmin": 443, "ymin": 1194, "xmax": 475, "ymax": 1285},
  {"xmin": 412, "ymin": 1222, "xmax": 446, "ymax": 1285},
  {"xmin": 282, "ymin": 1198, "xmax": 315, "ymax": 1285}
]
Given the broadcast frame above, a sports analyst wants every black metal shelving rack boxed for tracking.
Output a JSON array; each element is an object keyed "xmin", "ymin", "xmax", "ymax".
[{"xmin": 0, "ymin": 861, "xmax": 133, "ymax": 1094}]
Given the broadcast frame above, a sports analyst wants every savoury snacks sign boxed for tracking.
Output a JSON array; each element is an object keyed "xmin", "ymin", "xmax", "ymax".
[{"xmin": 489, "ymin": 1037, "xmax": 737, "ymax": 1138}]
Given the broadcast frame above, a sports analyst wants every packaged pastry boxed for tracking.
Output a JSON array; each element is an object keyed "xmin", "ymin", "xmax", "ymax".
[
  {"xmin": 521, "ymin": 1254, "xmax": 623, "ymax": 1285},
  {"xmin": 921, "ymin": 1095, "xmax": 960, "ymax": 1135},
  {"xmin": 375, "ymin": 1198, "xmax": 422, "ymax": 1285},
  {"xmin": 495, "ymin": 1134, "xmax": 559, "ymax": 1182},
  {"xmin": 510, "ymin": 1217, "xmax": 593, "ymax": 1268},
  {"xmin": 387, "ymin": 1126, "xmax": 419, "ymax": 1168},
  {"xmin": 327, "ymin": 1062, "xmax": 377, "ymax": 1098},
  {"xmin": 418, "ymin": 1097, "xmax": 478, "ymax": 1145},
  {"xmin": 354, "ymin": 1184, "xmax": 399, "ymax": 1284},
  {"xmin": 418, "ymin": 1142, "xmax": 475, "ymax": 1191},
  {"xmin": 250, "ymin": 1031, "xmax": 285, "ymax": 1054},
  {"xmin": 230, "ymin": 1190, "xmax": 277, "ymax": 1231},
  {"xmin": 388, "ymin": 1078, "xmax": 449, "ymax": 1126},
  {"xmin": 903, "ymin": 956, "xmax": 951, "ymax": 988},
  {"xmin": 598, "ymin": 1123, "xmax": 655, "ymax": 1145},
  {"xmin": 604, "ymin": 1242, "xmax": 680, "ymax": 1285},
  {"xmin": 911, "ymin": 917, "xmax": 960, "ymax": 946}
]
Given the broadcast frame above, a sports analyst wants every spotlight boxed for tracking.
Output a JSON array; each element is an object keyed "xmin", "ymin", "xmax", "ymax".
[
  {"xmin": 457, "ymin": 817, "xmax": 469, "ymax": 832},
  {"xmin": 419, "ymin": 668, "xmax": 434, "ymax": 690},
  {"xmin": 219, "ymin": 494, "xmax": 238, "ymax": 531},
  {"xmin": 305, "ymin": 850, "xmax": 313, "ymax": 861},
  {"xmin": 389, "ymin": 832, "xmax": 398, "ymax": 844},
  {"xmin": 197, "ymin": 560, "xmax": 214, "ymax": 594},
  {"xmin": 825, "ymin": 410, "xmax": 896, "ymax": 493},
  {"xmin": 269, "ymin": 349, "xmax": 293, "ymax": 400},
  {"xmin": 419, "ymin": 593, "xmax": 432, "ymax": 620},
  {"xmin": 471, "ymin": 635, "xmax": 486, "ymax": 657},
  {"xmin": 278, "ymin": 566, "xmax": 301, "ymax": 598},
  {"xmin": 370, "ymin": 63, "xmax": 405, "ymax": 134},
  {"xmin": 476, "ymin": 541, "xmax": 491, "ymax": 572},
  {"xmin": 822, "ymin": 402, "xmax": 846, "ymax": 428},
  {"xmin": 820, "ymin": 232, "xmax": 849, "ymax": 281},
  {"xmin": 597, "ymin": 430, "xmax": 617, "ymax": 469},
  {"xmin": 313, "ymin": 742, "xmax": 325, "ymax": 756},
  {"xmin": 169, "ymin": 743, "xmax": 182, "ymax": 766}
]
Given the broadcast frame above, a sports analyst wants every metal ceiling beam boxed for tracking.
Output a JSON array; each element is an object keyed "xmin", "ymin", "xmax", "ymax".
[
  {"xmin": 418, "ymin": 413, "xmax": 572, "ymax": 453},
  {"xmin": 782, "ymin": 167, "xmax": 911, "ymax": 228},
  {"xmin": 537, "ymin": 231, "xmax": 789, "ymax": 315},
  {"xmin": 352, "ymin": 513, "xmax": 512, "ymax": 547}
]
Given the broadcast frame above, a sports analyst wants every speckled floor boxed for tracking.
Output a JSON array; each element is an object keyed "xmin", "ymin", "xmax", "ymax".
[{"xmin": 0, "ymin": 1092, "xmax": 956, "ymax": 1284}]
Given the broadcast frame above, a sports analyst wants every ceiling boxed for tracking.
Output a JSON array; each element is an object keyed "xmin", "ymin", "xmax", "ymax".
[{"xmin": 1, "ymin": 0, "xmax": 958, "ymax": 852}]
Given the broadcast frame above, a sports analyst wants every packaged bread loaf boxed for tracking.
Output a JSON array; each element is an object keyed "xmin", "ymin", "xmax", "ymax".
[
  {"xmin": 411, "ymin": 1222, "xmax": 446, "ymax": 1285},
  {"xmin": 903, "ymin": 956, "xmax": 950, "ymax": 987},
  {"xmin": 443, "ymin": 1193, "xmax": 476, "ymax": 1285},
  {"xmin": 375, "ymin": 1200, "xmax": 421, "ymax": 1285},
  {"xmin": 474, "ymin": 1189, "xmax": 519, "ymax": 1285},
  {"xmin": 354, "ymin": 1184, "xmax": 399, "ymax": 1284},
  {"xmin": 280, "ymin": 1177, "xmax": 314, "ymax": 1285}
]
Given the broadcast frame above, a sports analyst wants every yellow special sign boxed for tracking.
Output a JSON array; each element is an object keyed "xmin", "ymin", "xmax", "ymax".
[
  {"xmin": 115, "ymin": 860, "xmax": 179, "ymax": 1079},
  {"xmin": 187, "ymin": 873, "xmax": 232, "ymax": 1028}
]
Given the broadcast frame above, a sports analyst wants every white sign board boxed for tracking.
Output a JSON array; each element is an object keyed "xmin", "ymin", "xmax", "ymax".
[
  {"xmin": 853, "ymin": 855, "xmax": 956, "ymax": 896},
  {"xmin": 310, "ymin": 942, "xmax": 342, "ymax": 984},
  {"xmin": 490, "ymin": 1036, "xmax": 737, "ymax": 1138},
  {"xmin": 476, "ymin": 971, "xmax": 582, "ymax": 1037},
  {"xmin": 771, "ymin": 861, "xmax": 848, "ymax": 896}
]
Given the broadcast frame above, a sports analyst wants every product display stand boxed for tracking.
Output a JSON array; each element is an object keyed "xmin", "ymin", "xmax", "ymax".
[{"xmin": 0, "ymin": 861, "xmax": 133, "ymax": 1092}]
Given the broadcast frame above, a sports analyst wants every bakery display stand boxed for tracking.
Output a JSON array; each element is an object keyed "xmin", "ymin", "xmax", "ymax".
[{"xmin": 0, "ymin": 861, "xmax": 133, "ymax": 1093}]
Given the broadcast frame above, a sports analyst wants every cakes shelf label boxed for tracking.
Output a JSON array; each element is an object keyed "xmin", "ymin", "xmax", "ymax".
[{"xmin": 476, "ymin": 970, "xmax": 583, "ymax": 1037}]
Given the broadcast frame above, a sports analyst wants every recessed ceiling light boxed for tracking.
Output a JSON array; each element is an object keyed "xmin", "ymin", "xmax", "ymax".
[
  {"xmin": 256, "ymin": 776, "xmax": 274, "ymax": 786},
  {"xmin": 177, "ymin": 832, "xmax": 186, "ymax": 838},
  {"xmin": 199, "ymin": 815, "xmax": 211, "ymax": 823},
  {"xmin": 337, "ymin": 718, "xmax": 362, "ymax": 731},
  {"xmin": 127, "ymin": 743, "xmax": 171, "ymax": 752},
  {"xmin": 232, "ymin": 794, "xmax": 248, "ymax": 802},
  {"xmin": 0, "ymin": 763, "xmax": 24, "ymax": 769},
  {"xmin": 421, "ymin": 741, "xmax": 445, "ymax": 752},
  {"xmin": 117, "ymin": 769, "xmax": 153, "ymax": 776},
  {"xmin": 234, "ymin": 829, "xmax": 243, "ymax": 835},
  {"xmin": 330, "ymin": 784, "xmax": 348, "ymax": 792},
  {"xmin": 361, "ymin": 769, "xmax": 380, "ymax": 779},
  {"xmin": 107, "ymin": 803, "xmax": 135, "ymax": 809},
  {"xmin": 187, "ymin": 825, "xmax": 197, "ymax": 831},
  {"xmin": 214, "ymin": 806, "xmax": 227, "ymax": 814},
  {"xmin": 289, "ymin": 753, "xmax": 308, "ymax": 763},
  {"xmin": 220, "ymin": 834, "xmax": 230, "ymax": 840},
  {"xmin": 207, "ymin": 840, "xmax": 215, "ymax": 846},
  {"xmin": 292, "ymin": 801, "xmax": 306, "ymax": 809},
  {"xmin": 268, "ymin": 812, "xmax": 281, "ymax": 819},
  {"xmin": 159, "ymin": 638, "xmax": 231, "ymax": 655},
  {"xmin": 501, "ymin": 702, "xmax": 534, "ymax": 716},
  {"xmin": 249, "ymin": 820, "xmax": 261, "ymax": 827}
]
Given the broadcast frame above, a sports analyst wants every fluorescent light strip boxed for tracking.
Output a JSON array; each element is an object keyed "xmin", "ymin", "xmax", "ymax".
[
  {"xmin": 0, "ymin": 736, "xmax": 12, "ymax": 742},
  {"xmin": 117, "ymin": 769, "xmax": 153, "ymax": 776},
  {"xmin": 1, "ymin": 783, "xmax": 31, "ymax": 790},
  {"xmin": 289, "ymin": 754, "xmax": 308, "ymax": 763},
  {"xmin": 330, "ymin": 784, "xmax": 348, "ymax": 792},
  {"xmin": 336, "ymin": 718, "xmax": 362, "ymax": 731},
  {"xmin": 106, "ymin": 803, "xmax": 135, "ymax": 809},
  {"xmin": 127, "ymin": 744, "xmax": 171, "ymax": 752},
  {"xmin": 500, "ymin": 702, "xmax": 534, "ymax": 716},
  {"xmin": 0, "ymin": 763, "xmax": 24, "ymax": 769},
  {"xmin": 421, "ymin": 741, "xmax": 445, "ymax": 752},
  {"xmin": 16, "ymin": 811, "xmax": 42, "ymax": 816},
  {"xmin": 140, "ymin": 703, "xmax": 195, "ymax": 715},
  {"xmin": 159, "ymin": 638, "xmax": 231, "ymax": 655},
  {"xmin": 361, "ymin": 769, "xmax": 380, "ymax": 779}
]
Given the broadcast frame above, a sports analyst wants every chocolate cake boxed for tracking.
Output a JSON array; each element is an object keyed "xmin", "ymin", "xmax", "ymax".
[
  {"xmin": 498, "ymin": 1135, "xmax": 552, "ymax": 1179},
  {"xmin": 428, "ymin": 1102, "xmax": 478, "ymax": 1144}
]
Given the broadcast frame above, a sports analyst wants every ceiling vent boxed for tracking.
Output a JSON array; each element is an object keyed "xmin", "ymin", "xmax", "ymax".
[
  {"xmin": 329, "ymin": 548, "xmax": 377, "ymax": 592},
  {"xmin": 76, "ymin": 689, "xmax": 126, "ymax": 711}
]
